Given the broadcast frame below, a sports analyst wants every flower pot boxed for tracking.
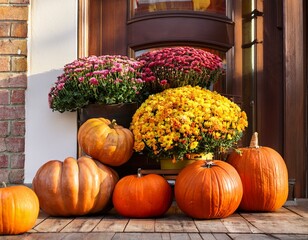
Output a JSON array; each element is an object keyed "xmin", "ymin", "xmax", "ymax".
[
  {"xmin": 160, "ymin": 159, "xmax": 195, "ymax": 170},
  {"xmin": 77, "ymin": 102, "xmax": 138, "ymax": 129},
  {"xmin": 160, "ymin": 153, "xmax": 213, "ymax": 170}
]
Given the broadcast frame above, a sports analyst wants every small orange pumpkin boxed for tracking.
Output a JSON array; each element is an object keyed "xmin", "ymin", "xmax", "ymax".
[
  {"xmin": 227, "ymin": 132, "xmax": 289, "ymax": 211},
  {"xmin": 78, "ymin": 118, "xmax": 134, "ymax": 166},
  {"xmin": 0, "ymin": 184, "xmax": 39, "ymax": 235},
  {"xmin": 112, "ymin": 168, "xmax": 173, "ymax": 218},
  {"xmin": 32, "ymin": 156, "xmax": 118, "ymax": 216},
  {"xmin": 175, "ymin": 160, "xmax": 243, "ymax": 219}
]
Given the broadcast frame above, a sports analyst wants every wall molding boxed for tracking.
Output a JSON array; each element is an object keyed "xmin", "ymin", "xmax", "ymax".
[{"xmin": 78, "ymin": 0, "xmax": 89, "ymax": 57}]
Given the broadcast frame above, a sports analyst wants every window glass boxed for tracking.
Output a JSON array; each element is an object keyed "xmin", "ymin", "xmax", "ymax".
[{"xmin": 131, "ymin": 0, "xmax": 227, "ymax": 17}]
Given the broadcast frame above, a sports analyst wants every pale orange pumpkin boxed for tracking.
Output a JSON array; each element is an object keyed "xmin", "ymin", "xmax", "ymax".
[
  {"xmin": 112, "ymin": 168, "xmax": 173, "ymax": 218},
  {"xmin": 175, "ymin": 160, "xmax": 243, "ymax": 219},
  {"xmin": 0, "ymin": 184, "xmax": 39, "ymax": 235},
  {"xmin": 78, "ymin": 118, "xmax": 134, "ymax": 166},
  {"xmin": 227, "ymin": 132, "xmax": 289, "ymax": 211},
  {"xmin": 32, "ymin": 156, "xmax": 118, "ymax": 216}
]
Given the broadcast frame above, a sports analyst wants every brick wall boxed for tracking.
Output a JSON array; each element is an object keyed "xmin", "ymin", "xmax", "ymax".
[{"xmin": 0, "ymin": 0, "xmax": 29, "ymax": 184}]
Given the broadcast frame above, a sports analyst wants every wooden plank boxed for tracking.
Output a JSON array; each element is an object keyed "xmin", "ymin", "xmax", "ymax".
[
  {"xmin": 28, "ymin": 211, "xmax": 50, "ymax": 233},
  {"xmin": 0, "ymin": 234, "xmax": 31, "ymax": 240},
  {"xmin": 244, "ymin": 218, "xmax": 308, "ymax": 234},
  {"xmin": 285, "ymin": 205, "xmax": 308, "ymax": 218},
  {"xmin": 125, "ymin": 219, "xmax": 155, "ymax": 232},
  {"xmin": 199, "ymin": 233, "xmax": 217, "ymax": 240},
  {"xmin": 33, "ymin": 217, "xmax": 73, "ymax": 233},
  {"xmin": 229, "ymin": 233, "xmax": 276, "ymax": 240},
  {"xmin": 169, "ymin": 233, "xmax": 199, "ymax": 240},
  {"xmin": 65, "ymin": 232, "xmax": 114, "ymax": 240},
  {"xmin": 241, "ymin": 207, "xmax": 299, "ymax": 220},
  {"xmin": 273, "ymin": 234, "xmax": 308, "ymax": 240},
  {"xmin": 112, "ymin": 233, "xmax": 170, "ymax": 240},
  {"xmin": 35, "ymin": 211, "xmax": 49, "ymax": 225},
  {"xmin": 240, "ymin": 206, "xmax": 308, "ymax": 234},
  {"xmin": 201, "ymin": 233, "xmax": 232, "ymax": 240},
  {"xmin": 221, "ymin": 214, "xmax": 253, "ymax": 233},
  {"xmin": 155, "ymin": 214, "xmax": 198, "ymax": 232},
  {"xmin": 187, "ymin": 233, "xmax": 204, "ymax": 240},
  {"xmin": 194, "ymin": 219, "xmax": 228, "ymax": 233},
  {"xmin": 60, "ymin": 217, "xmax": 102, "ymax": 232},
  {"xmin": 93, "ymin": 215, "xmax": 128, "ymax": 232},
  {"xmin": 19, "ymin": 232, "xmax": 115, "ymax": 240}
]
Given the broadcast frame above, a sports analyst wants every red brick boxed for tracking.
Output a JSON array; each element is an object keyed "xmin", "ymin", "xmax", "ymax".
[
  {"xmin": 9, "ymin": 0, "xmax": 29, "ymax": 4},
  {"xmin": 0, "ymin": 56, "xmax": 10, "ymax": 72},
  {"xmin": 10, "ymin": 153, "xmax": 24, "ymax": 168},
  {"xmin": 0, "ymin": 138, "xmax": 6, "ymax": 152},
  {"xmin": 11, "ymin": 56, "xmax": 27, "ymax": 72},
  {"xmin": 0, "ymin": 154, "xmax": 9, "ymax": 168},
  {"xmin": 0, "ymin": 169, "xmax": 9, "ymax": 183},
  {"xmin": 0, "ymin": 89, "xmax": 9, "ymax": 104},
  {"xmin": 0, "ymin": 121, "xmax": 9, "ymax": 136},
  {"xmin": 0, "ymin": 73, "xmax": 27, "ymax": 88},
  {"xmin": 11, "ymin": 22, "xmax": 27, "ymax": 37},
  {"xmin": 11, "ymin": 89, "xmax": 25, "ymax": 104},
  {"xmin": 11, "ymin": 120, "xmax": 25, "ymax": 135},
  {"xmin": 0, "ymin": 6, "xmax": 28, "ymax": 21},
  {"xmin": 0, "ymin": 22, "xmax": 10, "ymax": 37},
  {"xmin": 0, "ymin": 39, "xmax": 27, "ymax": 55},
  {"xmin": 5, "ymin": 137, "xmax": 24, "ymax": 152},
  {"xmin": 0, "ymin": 106, "xmax": 25, "ymax": 120},
  {"xmin": 9, "ymin": 169, "xmax": 24, "ymax": 184}
]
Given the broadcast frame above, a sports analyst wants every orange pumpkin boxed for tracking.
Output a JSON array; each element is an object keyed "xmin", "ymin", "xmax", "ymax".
[
  {"xmin": 175, "ymin": 160, "xmax": 243, "ymax": 219},
  {"xmin": 112, "ymin": 168, "xmax": 173, "ymax": 218},
  {"xmin": 32, "ymin": 156, "xmax": 118, "ymax": 216},
  {"xmin": 0, "ymin": 184, "xmax": 39, "ymax": 235},
  {"xmin": 78, "ymin": 118, "xmax": 134, "ymax": 166},
  {"xmin": 227, "ymin": 132, "xmax": 289, "ymax": 211}
]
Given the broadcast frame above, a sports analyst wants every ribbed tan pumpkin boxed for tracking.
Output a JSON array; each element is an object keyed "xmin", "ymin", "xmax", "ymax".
[
  {"xmin": 32, "ymin": 156, "xmax": 118, "ymax": 216},
  {"xmin": 175, "ymin": 160, "xmax": 243, "ymax": 219},
  {"xmin": 78, "ymin": 118, "xmax": 134, "ymax": 166},
  {"xmin": 227, "ymin": 132, "xmax": 289, "ymax": 211},
  {"xmin": 0, "ymin": 185, "xmax": 39, "ymax": 235}
]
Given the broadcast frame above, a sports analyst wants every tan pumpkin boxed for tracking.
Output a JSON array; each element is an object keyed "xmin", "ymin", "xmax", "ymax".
[
  {"xmin": 0, "ymin": 184, "xmax": 39, "ymax": 235},
  {"xmin": 78, "ymin": 118, "xmax": 134, "ymax": 166},
  {"xmin": 227, "ymin": 132, "xmax": 289, "ymax": 211},
  {"xmin": 175, "ymin": 160, "xmax": 243, "ymax": 219},
  {"xmin": 32, "ymin": 156, "xmax": 118, "ymax": 216}
]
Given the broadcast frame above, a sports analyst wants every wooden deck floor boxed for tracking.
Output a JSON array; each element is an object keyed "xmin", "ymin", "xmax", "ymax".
[{"xmin": 3, "ymin": 199, "xmax": 308, "ymax": 240}]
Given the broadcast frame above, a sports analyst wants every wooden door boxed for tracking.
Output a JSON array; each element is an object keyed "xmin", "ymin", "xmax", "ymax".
[{"xmin": 82, "ymin": 0, "xmax": 308, "ymax": 197}]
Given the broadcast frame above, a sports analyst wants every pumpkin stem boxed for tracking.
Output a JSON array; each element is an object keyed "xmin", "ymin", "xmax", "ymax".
[
  {"xmin": 137, "ymin": 168, "xmax": 142, "ymax": 178},
  {"xmin": 249, "ymin": 132, "xmax": 260, "ymax": 148},
  {"xmin": 1, "ymin": 182, "xmax": 6, "ymax": 188},
  {"xmin": 203, "ymin": 160, "xmax": 216, "ymax": 168},
  {"xmin": 109, "ymin": 119, "xmax": 118, "ymax": 129}
]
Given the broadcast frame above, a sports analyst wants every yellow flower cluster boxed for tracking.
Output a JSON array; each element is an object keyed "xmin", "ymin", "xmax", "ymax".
[{"xmin": 130, "ymin": 85, "xmax": 248, "ymax": 160}]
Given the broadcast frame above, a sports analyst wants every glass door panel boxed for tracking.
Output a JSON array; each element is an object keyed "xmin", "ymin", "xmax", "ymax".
[{"xmin": 131, "ymin": 0, "xmax": 227, "ymax": 17}]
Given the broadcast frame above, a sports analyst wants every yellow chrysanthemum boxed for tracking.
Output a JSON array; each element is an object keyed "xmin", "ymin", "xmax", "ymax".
[{"xmin": 130, "ymin": 85, "xmax": 248, "ymax": 160}]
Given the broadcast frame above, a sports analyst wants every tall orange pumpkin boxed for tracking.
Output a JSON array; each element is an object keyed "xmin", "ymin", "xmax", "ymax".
[
  {"xmin": 78, "ymin": 118, "xmax": 134, "ymax": 166},
  {"xmin": 112, "ymin": 168, "xmax": 173, "ymax": 218},
  {"xmin": 175, "ymin": 160, "xmax": 243, "ymax": 219},
  {"xmin": 32, "ymin": 156, "xmax": 118, "ymax": 216},
  {"xmin": 0, "ymin": 185, "xmax": 39, "ymax": 235},
  {"xmin": 227, "ymin": 132, "xmax": 289, "ymax": 211}
]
